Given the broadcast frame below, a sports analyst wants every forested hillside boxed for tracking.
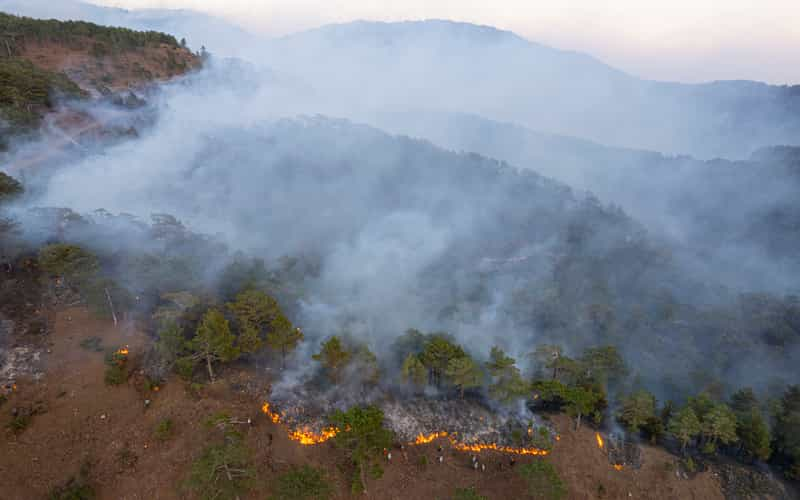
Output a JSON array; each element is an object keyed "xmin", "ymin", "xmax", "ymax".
[
  {"xmin": 1, "ymin": 9, "xmax": 799, "ymax": 500},
  {"xmin": 0, "ymin": 11, "xmax": 200, "ymax": 148}
]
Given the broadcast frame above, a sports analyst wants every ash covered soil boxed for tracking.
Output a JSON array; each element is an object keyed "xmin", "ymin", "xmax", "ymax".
[{"xmin": 0, "ymin": 307, "xmax": 745, "ymax": 499}]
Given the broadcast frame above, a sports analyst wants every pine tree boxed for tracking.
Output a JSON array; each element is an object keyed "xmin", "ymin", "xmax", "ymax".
[
  {"xmin": 312, "ymin": 336, "xmax": 351, "ymax": 383},
  {"xmin": 618, "ymin": 390, "xmax": 657, "ymax": 433},
  {"xmin": 444, "ymin": 356, "xmax": 483, "ymax": 399},
  {"xmin": 669, "ymin": 407, "xmax": 702, "ymax": 454},
  {"xmin": 485, "ymin": 347, "xmax": 528, "ymax": 403},
  {"xmin": 401, "ymin": 353, "xmax": 427, "ymax": 387},
  {"xmin": 329, "ymin": 406, "xmax": 394, "ymax": 494},
  {"xmin": 266, "ymin": 318, "xmax": 303, "ymax": 369},
  {"xmin": 186, "ymin": 309, "xmax": 240, "ymax": 382}
]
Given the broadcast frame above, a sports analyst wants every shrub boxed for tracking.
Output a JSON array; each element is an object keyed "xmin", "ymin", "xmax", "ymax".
[
  {"xmin": 186, "ymin": 433, "xmax": 253, "ymax": 500},
  {"xmin": 48, "ymin": 477, "xmax": 95, "ymax": 500},
  {"xmin": 7, "ymin": 414, "xmax": 30, "ymax": 433},
  {"xmin": 517, "ymin": 460, "xmax": 566, "ymax": 500},
  {"xmin": 155, "ymin": 418, "xmax": 174, "ymax": 441},
  {"xmin": 79, "ymin": 337, "xmax": 103, "ymax": 352},
  {"xmin": 273, "ymin": 465, "xmax": 332, "ymax": 500},
  {"xmin": 104, "ymin": 364, "xmax": 126, "ymax": 386},
  {"xmin": 454, "ymin": 487, "xmax": 487, "ymax": 500}
]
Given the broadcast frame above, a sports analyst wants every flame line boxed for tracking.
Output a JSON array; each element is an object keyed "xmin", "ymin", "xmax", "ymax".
[{"xmin": 262, "ymin": 402, "xmax": 551, "ymax": 454}]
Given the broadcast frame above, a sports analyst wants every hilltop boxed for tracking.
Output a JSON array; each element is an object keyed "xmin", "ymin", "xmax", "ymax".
[
  {"xmin": 0, "ymin": 11, "xmax": 200, "ymax": 147},
  {"xmin": 263, "ymin": 19, "xmax": 800, "ymax": 159}
]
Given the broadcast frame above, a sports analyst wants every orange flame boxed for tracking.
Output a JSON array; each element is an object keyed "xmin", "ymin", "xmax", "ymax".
[
  {"xmin": 258, "ymin": 400, "xmax": 549, "ymax": 455},
  {"xmin": 261, "ymin": 402, "xmax": 281, "ymax": 424},
  {"xmin": 412, "ymin": 431, "xmax": 448, "ymax": 445},
  {"xmin": 116, "ymin": 346, "xmax": 129, "ymax": 357},
  {"xmin": 613, "ymin": 464, "xmax": 623, "ymax": 471},
  {"xmin": 288, "ymin": 426, "xmax": 339, "ymax": 445},
  {"xmin": 595, "ymin": 432, "xmax": 604, "ymax": 449},
  {"xmin": 449, "ymin": 438, "xmax": 550, "ymax": 456}
]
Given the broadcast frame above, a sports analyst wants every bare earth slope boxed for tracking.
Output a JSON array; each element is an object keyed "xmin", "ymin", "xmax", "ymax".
[{"xmin": 0, "ymin": 307, "xmax": 729, "ymax": 499}]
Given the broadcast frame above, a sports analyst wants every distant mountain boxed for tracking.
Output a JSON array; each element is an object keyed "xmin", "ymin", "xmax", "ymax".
[
  {"xmin": 0, "ymin": 0, "xmax": 262, "ymax": 58},
  {"xmin": 373, "ymin": 111, "xmax": 800, "ymax": 291},
  {"xmin": 263, "ymin": 20, "xmax": 800, "ymax": 159}
]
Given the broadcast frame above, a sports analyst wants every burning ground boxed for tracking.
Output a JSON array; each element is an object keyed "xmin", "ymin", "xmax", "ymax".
[{"xmin": 0, "ymin": 306, "xmax": 740, "ymax": 500}]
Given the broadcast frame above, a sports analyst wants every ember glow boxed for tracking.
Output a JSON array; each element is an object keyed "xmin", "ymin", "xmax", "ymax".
[
  {"xmin": 261, "ymin": 402, "xmax": 281, "ymax": 423},
  {"xmin": 116, "ymin": 346, "xmax": 129, "ymax": 357},
  {"xmin": 596, "ymin": 432, "xmax": 604, "ymax": 449},
  {"xmin": 614, "ymin": 464, "xmax": 624, "ymax": 471},
  {"xmin": 288, "ymin": 426, "xmax": 339, "ymax": 445},
  {"xmin": 449, "ymin": 438, "xmax": 550, "ymax": 456},
  {"xmin": 259, "ymin": 402, "xmax": 548, "ymax": 454},
  {"xmin": 412, "ymin": 431, "xmax": 448, "ymax": 444}
]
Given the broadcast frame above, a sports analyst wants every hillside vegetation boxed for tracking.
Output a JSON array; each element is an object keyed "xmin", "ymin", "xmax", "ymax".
[
  {"xmin": 0, "ymin": 11, "xmax": 200, "ymax": 148},
  {"xmin": 0, "ymin": 57, "xmax": 86, "ymax": 140},
  {"xmin": 0, "ymin": 12, "xmax": 180, "ymax": 55}
]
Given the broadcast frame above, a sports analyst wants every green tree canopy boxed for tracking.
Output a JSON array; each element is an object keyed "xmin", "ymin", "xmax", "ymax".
[
  {"xmin": 273, "ymin": 465, "xmax": 332, "ymax": 500},
  {"xmin": 618, "ymin": 390, "xmax": 657, "ymax": 433},
  {"xmin": 486, "ymin": 347, "xmax": 528, "ymax": 403},
  {"xmin": 736, "ymin": 409, "xmax": 771, "ymax": 462},
  {"xmin": 38, "ymin": 243, "xmax": 99, "ymax": 289},
  {"xmin": 186, "ymin": 426, "xmax": 253, "ymax": 500},
  {"xmin": 486, "ymin": 346, "xmax": 516, "ymax": 377},
  {"xmin": 700, "ymin": 403, "xmax": 738, "ymax": 453},
  {"xmin": 312, "ymin": 336, "xmax": 351, "ymax": 383},
  {"xmin": 401, "ymin": 353, "xmax": 427, "ymax": 388},
  {"xmin": 329, "ymin": 406, "xmax": 394, "ymax": 494},
  {"xmin": 419, "ymin": 334, "xmax": 465, "ymax": 387},
  {"xmin": 0, "ymin": 172, "xmax": 23, "ymax": 203},
  {"xmin": 668, "ymin": 406, "xmax": 702, "ymax": 454},
  {"xmin": 226, "ymin": 289, "xmax": 299, "ymax": 363},
  {"xmin": 445, "ymin": 355, "xmax": 483, "ymax": 399},
  {"xmin": 185, "ymin": 309, "xmax": 240, "ymax": 382},
  {"xmin": 773, "ymin": 385, "xmax": 800, "ymax": 476},
  {"xmin": 579, "ymin": 345, "xmax": 627, "ymax": 386}
]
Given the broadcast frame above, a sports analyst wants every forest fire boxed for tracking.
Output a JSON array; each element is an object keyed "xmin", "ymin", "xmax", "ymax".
[
  {"xmin": 449, "ymin": 438, "xmax": 550, "ymax": 456},
  {"xmin": 262, "ymin": 401, "xmax": 550, "ymax": 455},
  {"xmin": 261, "ymin": 402, "xmax": 281, "ymax": 423},
  {"xmin": 596, "ymin": 432, "xmax": 604, "ymax": 449},
  {"xmin": 288, "ymin": 426, "xmax": 339, "ymax": 445},
  {"xmin": 614, "ymin": 464, "xmax": 624, "ymax": 471},
  {"xmin": 116, "ymin": 346, "xmax": 129, "ymax": 357},
  {"xmin": 412, "ymin": 431, "xmax": 448, "ymax": 444}
]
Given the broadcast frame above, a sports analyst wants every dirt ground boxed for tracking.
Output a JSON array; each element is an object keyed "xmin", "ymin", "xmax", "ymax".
[
  {"xmin": 0, "ymin": 307, "xmax": 730, "ymax": 499},
  {"xmin": 19, "ymin": 39, "xmax": 200, "ymax": 94}
]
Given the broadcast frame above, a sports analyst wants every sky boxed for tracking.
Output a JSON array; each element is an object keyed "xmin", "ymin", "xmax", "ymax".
[{"xmin": 89, "ymin": 1, "xmax": 800, "ymax": 84}]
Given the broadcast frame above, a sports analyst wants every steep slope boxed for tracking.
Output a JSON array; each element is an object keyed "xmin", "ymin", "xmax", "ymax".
[
  {"xmin": 27, "ymin": 112, "xmax": 800, "ymax": 400},
  {"xmin": 373, "ymin": 111, "xmax": 800, "ymax": 292},
  {"xmin": 0, "ymin": 0, "xmax": 263, "ymax": 58},
  {"xmin": 263, "ymin": 20, "xmax": 800, "ymax": 159},
  {"xmin": 0, "ymin": 11, "xmax": 200, "ymax": 150},
  {"xmin": 0, "ymin": 12, "xmax": 200, "ymax": 93}
]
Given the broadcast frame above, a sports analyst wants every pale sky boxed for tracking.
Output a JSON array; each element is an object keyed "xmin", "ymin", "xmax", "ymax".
[{"xmin": 90, "ymin": 0, "xmax": 800, "ymax": 84}]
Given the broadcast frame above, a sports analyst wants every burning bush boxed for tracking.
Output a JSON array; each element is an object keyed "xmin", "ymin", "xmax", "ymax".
[{"xmin": 104, "ymin": 346, "xmax": 129, "ymax": 386}]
